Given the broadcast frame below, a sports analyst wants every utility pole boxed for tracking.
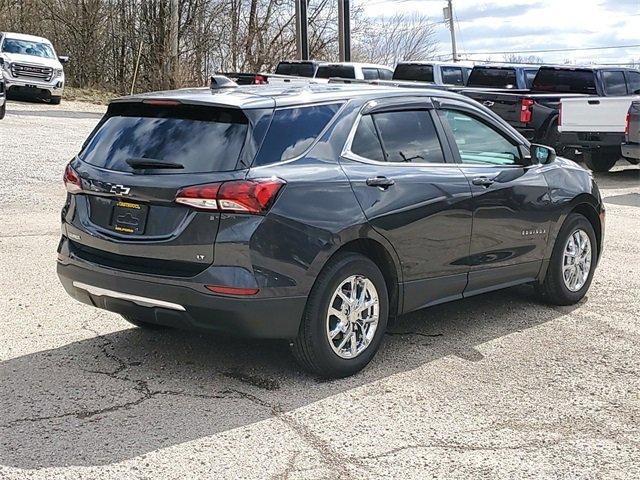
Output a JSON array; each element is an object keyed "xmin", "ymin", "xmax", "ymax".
[
  {"xmin": 295, "ymin": 0, "xmax": 309, "ymax": 60},
  {"xmin": 444, "ymin": 0, "xmax": 457, "ymax": 62},
  {"xmin": 338, "ymin": 0, "xmax": 351, "ymax": 62},
  {"xmin": 169, "ymin": 0, "xmax": 179, "ymax": 87}
]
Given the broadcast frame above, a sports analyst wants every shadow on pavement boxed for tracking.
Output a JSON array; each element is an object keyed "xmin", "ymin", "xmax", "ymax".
[
  {"xmin": 592, "ymin": 164, "xmax": 640, "ymax": 190},
  {"xmin": 1, "ymin": 285, "xmax": 578, "ymax": 469}
]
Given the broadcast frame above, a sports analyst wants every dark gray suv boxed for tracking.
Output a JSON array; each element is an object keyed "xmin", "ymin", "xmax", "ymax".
[{"xmin": 58, "ymin": 83, "xmax": 604, "ymax": 378}]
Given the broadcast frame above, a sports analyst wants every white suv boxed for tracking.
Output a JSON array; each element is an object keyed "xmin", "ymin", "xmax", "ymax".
[{"xmin": 0, "ymin": 32, "xmax": 67, "ymax": 104}]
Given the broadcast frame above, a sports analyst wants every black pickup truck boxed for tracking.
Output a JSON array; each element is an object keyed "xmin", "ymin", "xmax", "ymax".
[{"xmin": 459, "ymin": 66, "xmax": 640, "ymax": 152}]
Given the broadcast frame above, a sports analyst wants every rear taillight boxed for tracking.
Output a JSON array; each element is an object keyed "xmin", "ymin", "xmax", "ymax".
[
  {"xmin": 254, "ymin": 74, "xmax": 267, "ymax": 85},
  {"xmin": 63, "ymin": 164, "xmax": 82, "ymax": 194},
  {"xmin": 558, "ymin": 103, "xmax": 562, "ymax": 127},
  {"xmin": 176, "ymin": 178, "xmax": 285, "ymax": 214},
  {"xmin": 624, "ymin": 113, "xmax": 630, "ymax": 138},
  {"xmin": 205, "ymin": 285, "xmax": 259, "ymax": 296},
  {"xmin": 520, "ymin": 98, "xmax": 534, "ymax": 124}
]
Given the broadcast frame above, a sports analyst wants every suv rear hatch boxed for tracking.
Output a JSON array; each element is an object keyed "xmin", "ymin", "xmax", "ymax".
[{"xmin": 63, "ymin": 100, "xmax": 265, "ymax": 276}]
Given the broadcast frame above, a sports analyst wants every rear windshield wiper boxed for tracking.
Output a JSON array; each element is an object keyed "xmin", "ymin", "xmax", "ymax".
[{"xmin": 126, "ymin": 158, "xmax": 184, "ymax": 169}]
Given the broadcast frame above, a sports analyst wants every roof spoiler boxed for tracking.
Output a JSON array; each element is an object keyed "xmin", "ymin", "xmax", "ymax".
[{"xmin": 210, "ymin": 75, "xmax": 238, "ymax": 90}]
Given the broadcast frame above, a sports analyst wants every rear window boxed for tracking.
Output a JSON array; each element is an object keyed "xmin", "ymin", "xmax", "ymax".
[
  {"xmin": 253, "ymin": 103, "xmax": 342, "ymax": 166},
  {"xmin": 531, "ymin": 68, "xmax": 597, "ymax": 94},
  {"xmin": 79, "ymin": 104, "xmax": 248, "ymax": 173},
  {"xmin": 275, "ymin": 62, "xmax": 315, "ymax": 77},
  {"xmin": 602, "ymin": 71, "xmax": 627, "ymax": 96},
  {"xmin": 393, "ymin": 64, "xmax": 434, "ymax": 82},
  {"xmin": 441, "ymin": 66, "xmax": 464, "ymax": 85},
  {"xmin": 316, "ymin": 65, "xmax": 355, "ymax": 79},
  {"xmin": 467, "ymin": 68, "xmax": 517, "ymax": 88}
]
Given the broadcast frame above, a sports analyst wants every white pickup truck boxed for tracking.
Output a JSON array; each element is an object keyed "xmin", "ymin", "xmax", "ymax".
[
  {"xmin": 0, "ymin": 32, "xmax": 68, "ymax": 104},
  {"xmin": 558, "ymin": 68, "xmax": 640, "ymax": 171}
]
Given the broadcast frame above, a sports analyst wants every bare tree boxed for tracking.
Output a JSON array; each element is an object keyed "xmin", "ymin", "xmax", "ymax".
[
  {"xmin": 353, "ymin": 12, "xmax": 438, "ymax": 66},
  {"xmin": 502, "ymin": 53, "xmax": 544, "ymax": 64}
]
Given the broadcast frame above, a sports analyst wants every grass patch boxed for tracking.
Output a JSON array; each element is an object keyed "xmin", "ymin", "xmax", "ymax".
[{"xmin": 63, "ymin": 87, "xmax": 120, "ymax": 105}]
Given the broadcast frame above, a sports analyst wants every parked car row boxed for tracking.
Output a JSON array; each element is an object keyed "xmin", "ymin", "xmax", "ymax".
[{"xmin": 250, "ymin": 60, "xmax": 639, "ymax": 172}]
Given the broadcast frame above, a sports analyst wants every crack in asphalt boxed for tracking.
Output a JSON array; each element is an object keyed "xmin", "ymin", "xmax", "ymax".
[{"xmin": 3, "ymin": 318, "xmax": 365, "ymax": 477}]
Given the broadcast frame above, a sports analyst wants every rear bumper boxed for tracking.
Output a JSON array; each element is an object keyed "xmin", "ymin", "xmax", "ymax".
[
  {"xmin": 621, "ymin": 142, "xmax": 640, "ymax": 160},
  {"xmin": 559, "ymin": 131, "xmax": 624, "ymax": 150},
  {"xmin": 57, "ymin": 252, "xmax": 306, "ymax": 340}
]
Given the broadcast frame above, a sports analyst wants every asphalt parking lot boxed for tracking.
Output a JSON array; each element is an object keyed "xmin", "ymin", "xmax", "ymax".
[{"xmin": 1, "ymin": 99, "xmax": 639, "ymax": 480}]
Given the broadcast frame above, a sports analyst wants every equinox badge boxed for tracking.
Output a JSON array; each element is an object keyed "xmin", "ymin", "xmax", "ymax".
[{"xmin": 109, "ymin": 184, "xmax": 131, "ymax": 195}]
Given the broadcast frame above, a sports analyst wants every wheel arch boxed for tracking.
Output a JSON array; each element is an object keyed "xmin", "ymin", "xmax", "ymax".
[{"xmin": 308, "ymin": 232, "xmax": 404, "ymax": 323}]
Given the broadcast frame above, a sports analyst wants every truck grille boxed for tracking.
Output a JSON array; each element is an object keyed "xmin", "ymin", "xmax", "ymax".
[{"xmin": 11, "ymin": 63, "xmax": 53, "ymax": 82}]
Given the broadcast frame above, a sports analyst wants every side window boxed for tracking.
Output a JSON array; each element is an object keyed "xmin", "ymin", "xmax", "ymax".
[
  {"xmin": 351, "ymin": 115, "xmax": 385, "ymax": 161},
  {"xmin": 602, "ymin": 71, "xmax": 627, "ymax": 96},
  {"xmin": 625, "ymin": 71, "xmax": 640, "ymax": 94},
  {"xmin": 440, "ymin": 109, "xmax": 522, "ymax": 166},
  {"xmin": 253, "ymin": 103, "xmax": 342, "ymax": 166},
  {"xmin": 378, "ymin": 69, "xmax": 393, "ymax": 80},
  {"xmin": 362, "ymin": 68, "xmax": 379, "ymax": 80},
  {"xmin": 373, "ymin": 110, "xmax": 445, "ymax": 163},
  {"xmin": 441, "ymin": 67, "xmax": 464, "ymax": 85},
  {"xmin": 524, "ymin": 70, "xmax": 538, "ymax": 88}
]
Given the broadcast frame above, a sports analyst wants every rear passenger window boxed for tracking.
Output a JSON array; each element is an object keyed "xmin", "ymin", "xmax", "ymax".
[
  {"xmin": 603, "ymin": 71, "xmax": 627, "ymax": 96},
  {"xmin": 253, "ymin": 103, "xmax": 342, "ymax": 166},
  {"xmin": 441, "ymin": 67, "xmax": 464, "ymax": 85},
  {"xmin": 625, "ymin": 71, "xmax": 640, "ymax": 94},
  {"xmin": 367, "ymin": 110, "xmax": 444, "ymax": 163},
  {"xmin": 362, "ymin": 68, "xmax": 379, "ymax": 80},
  {"xmin": 378, "ymin": 69, "xmax": 393, "ymax": 80},
  {"xmin": 351, "ymin": 115, "xmax": 385, "ymax": 161}
]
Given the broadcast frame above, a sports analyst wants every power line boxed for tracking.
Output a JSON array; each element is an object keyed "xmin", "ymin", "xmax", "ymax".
[{"xmin": 448, "ymin": 44, "xmax": 640, "ymax": 56}]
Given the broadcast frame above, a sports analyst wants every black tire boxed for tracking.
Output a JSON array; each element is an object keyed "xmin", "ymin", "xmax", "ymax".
[
  {"xmin": 121, "ymin": 315, "xmax": 167, "ymax": 329},
  {"xmin": 0, "ymin": 101, "xmax": 5, "ymax": 120},
  {"xmin": 50, "ymin": 96, "xmax": 62, "ymax": 105},
  {"xmin": 583, "ymin": 149, "xmax": 618, "ymax": 172},
  {"xmin": 291, "ymin": 252, "xmax": 389, "ymax": 378},
  {"xmin": 537, "ymin": 213, "xmax": 597, "ymax": 306}
]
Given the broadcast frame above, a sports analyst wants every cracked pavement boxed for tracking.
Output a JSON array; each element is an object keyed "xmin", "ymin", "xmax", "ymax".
[{"xmin": 1, "ymin": 99, "xmax": 639, "ymax": 479}]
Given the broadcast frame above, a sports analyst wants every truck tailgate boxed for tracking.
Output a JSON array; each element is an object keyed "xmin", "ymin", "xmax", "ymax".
[{"xmin": 560, "ymin": 96, "xmax": 640, "ymax": 133}]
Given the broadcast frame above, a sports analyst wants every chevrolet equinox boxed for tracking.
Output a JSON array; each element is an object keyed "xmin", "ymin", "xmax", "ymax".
[{"xmin": 57, "ymin": 83, "xmax": 604, "ymax": 378}]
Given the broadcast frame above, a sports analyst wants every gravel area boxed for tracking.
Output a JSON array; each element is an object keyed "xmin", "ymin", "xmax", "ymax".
[{"xmin": 0, "ymin": 99, "xmax": 639, "ymax": 479}]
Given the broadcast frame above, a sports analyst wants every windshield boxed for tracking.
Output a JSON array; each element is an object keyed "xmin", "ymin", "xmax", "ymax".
[
  {"xmin": 2, "ymin": 38, "xmax": 55, "ymax": 59},
  {"xmin": 392, "ymin": 64, "xmax": 434, "ymax": 82},
  {"xmin": 531, "ymin": 68, "xmax": 597, "ymax": 94},
  {"xmin": 467, "ymin": 68, "xmax": 517, "ymax": 88},
  {"xmin": 79, "ymin": 104, "xmax": 249, "ymax": 173}
]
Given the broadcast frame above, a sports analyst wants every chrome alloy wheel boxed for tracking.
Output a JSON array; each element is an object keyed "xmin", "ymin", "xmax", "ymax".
[
  {"xmin": 326, "ymin": 275, "xmax": 380, "ymax": 359},
  {"xmin": 562, "ymin": 229, "xmax": 592, "ymax": 292}
]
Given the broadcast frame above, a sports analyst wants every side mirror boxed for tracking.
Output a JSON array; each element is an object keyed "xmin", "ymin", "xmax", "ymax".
[
  {"xmin": 530, "ymin": 143, "xmax": 556, "ymax": 164},
  {"xmin": 58, "ymin": 56, "xmax": 69, "ymax": 64}
]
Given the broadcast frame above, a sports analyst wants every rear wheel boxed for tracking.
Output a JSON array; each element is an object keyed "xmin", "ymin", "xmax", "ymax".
[
  {"xmin": 0, "ymin": 102, "xmax": 5, "ymax": 120},
  {"xmin": 537, "ymin": 213, "xmax": 597, "ymax": 306},
  {"xmin": 291, "ymin": 252, "xmax": 389, "ymax": 378},
  {"xmin": 583, "ymin": 148, "xmax": 618, "ymax": 172}
]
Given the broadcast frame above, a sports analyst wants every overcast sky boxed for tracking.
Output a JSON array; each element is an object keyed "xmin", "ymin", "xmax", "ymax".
[{"xmin": 360, "ymin": 0, "xmax": 640, "ymax": 65}]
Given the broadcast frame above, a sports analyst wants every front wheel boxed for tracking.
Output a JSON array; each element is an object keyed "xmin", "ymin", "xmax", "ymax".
[
  {"xmin": 583, "ymin": 149, "xmax": 618, "ymax": 172},
  {"xmin": 291, "ymin": 252, "xmax": 389, "ymax": 378},
  {"xmin": 537, "ymin": 213, "xmax": 597, "ymax": 306},
  {"xmin": 50, "ymin": 96, "xmax": 62, "ymax": 105},
  {"xmin": 0, "ymin": 102, "xmax": 5, "ymax": 120}
]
